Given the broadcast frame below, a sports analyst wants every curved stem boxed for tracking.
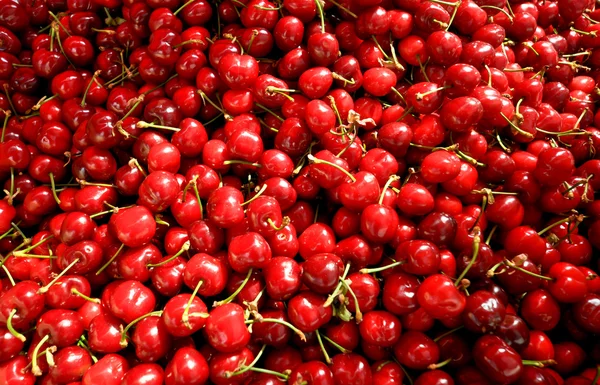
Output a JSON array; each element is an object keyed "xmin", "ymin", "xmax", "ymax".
[
  {"xmin": 428, "ymin": 357, "xmax": 452, "ymax": 370},
  {"xmin": 182, "ymin": 280, "xmax": 206, "ymax": 328},
  {"xmin": 81, "ymin": 71, "xmax": 101, "ymax": 107},
  {"xmin": 538, "ymin": 216, "xmax": 571, "ymax": 236},
  {"xmin": 433, "ymin": 325, "xmax": 464, "ymax": 342},
  {"xmin": 327, "ymin": 0, "xmax": 357, "ymax": 17},
  {"xmin": 315, "ymin": 329, "xmax": 331, "ymax": 364},
  {"xmin": 454, "ymin": 229, "xmax": 480, "ymax": 286},
  {"xmin": 307, "ymin": 154, "xmax": 356, "ymax": 183},
  {"xmin": 173, "ymin": 0, "xmax": 194, "ymax": 14},
  {"xmin": 39, "ymin": 258, "xmax": 79, "ymax": 293},
  {"xmin": 360, "ymin": 260, "xmax": 404, "ymax": 274},
  {"xmin": 48, "ymin": 173, "xmax": 61, "ymax": 205},
  {"xmin": 148, "ymin": 241, "xmax": 190, "ymax": 268},
  {"xmin": 340, "ymin": 279, "xmax": 362, "ymax": 322},
  {"xmin": 241, "ymin": 184, "xmax": 267, "ymax": 206},
  {"xmin": 1, "ymin": 265, "xmax": 15, "ymax": 286},
  {"xmin": 227, "ymin": 345, "xmax": 267, "ymax": 378},
  {"xmin": 6, "ymin": 309, "xmax": 26, "ymax": 342},
  {"xmin": 500, "ymin": 112, "xmax": 533, "ymax": 138},
  {"xmin": 96, "ymin": 243, "xmax": 125, "ymax": 275},
  {"xmin": 505, "ymin": 259, "xmax": 552, "ymax": 281},
  {"xmin": 213, "ymin": 269, "xmax": 253, "ymax": 307},
  {"xmin": 267, "ymin": 217, "xmax": 289, "ymax": 232},
  {"xmin": 322, "ymin": 334, "xmax": 350, "ymax": 353},
  {"xmin": 31, "ymin": 334, "xmax": 50, "ymax": 376},
  {"xmin": 120, "ymin": 311, "xmax": 163, "ymax": 348},
  {"xmin": 248, "ymin": 317, "xmax": 306, "ymax": 341},
  {"xmin": 71, "ymin": 288, "xmax": 100, "ymax": 304},
  {"xmin": 255, "ymin": 103, "xmax": 284, "ymax": 122},
  {"xmin": 324, "ymin": 263, "xmax": 351, "ymax": 307},
  {"xmin": 314, "ymin": 0, "xmax": 325, "ymax": 33},
  {"xmin": 379, "ymin": 175, "xmax": 400, "ymax": 205}
]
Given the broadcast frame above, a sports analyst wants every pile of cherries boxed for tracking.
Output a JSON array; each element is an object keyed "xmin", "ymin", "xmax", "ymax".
[{"xmin": 2, "ymin": 0, "xmax": 600, "ymax": 383}]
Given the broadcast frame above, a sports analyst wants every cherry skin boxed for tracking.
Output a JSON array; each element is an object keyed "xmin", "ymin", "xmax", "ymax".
[
  {"xmin": 394, "ymin": 331, "xmax": 440, "ymax": 370},
  {"xmin": 204, "ymin": 303, "xmax": 250, "ymax": 353},
  {"xmin": 164, "ymin": 347, "xmax": 209, "ymax": 385},
  {"xmin": 417, "ymin": 274, "xmax": 466, "ymax": 319}
]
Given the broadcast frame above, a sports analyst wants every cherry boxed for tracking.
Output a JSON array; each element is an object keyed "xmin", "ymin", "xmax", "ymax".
[
  {"xmin": 121, "ymin": 364, "xmax": 164, "ymax": 385},
  {"xmin": 165, "ymin": 347, "xmax": 209, "ymax": 385},
  {"xmin": 288, "ymin": 291, "xmax": 332, "ymax": 332},
  {"xmin": 473, "ymin": 336, "xmax": 523, "ymax": 384},
  {"xmin": 394, "ymin": 331, "xmax": 440, "ymax": 370},
  {"xmin": 417, "ymin": 274, "xmax": 466, "ymax": 319},
  {"xmin": 288, "ymin": 361, "xmax": 334, "ymax": 385},
  {"xmin": 205, "ymin": 303, "xmax": 250, "ymax": 353}
]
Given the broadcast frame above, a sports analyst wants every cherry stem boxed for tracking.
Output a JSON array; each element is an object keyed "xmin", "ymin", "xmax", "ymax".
[
  {"xmin": 445, "ymin": 0, "xmax": 461, "ymax": 30},
  {"xmin": 32, "ymin": 334, "xmax": 50, "ymax": 376},
  {"xmin": 255, "ymin": 102, "xmax": 284, "ymax": 122},
  {"xmin": 314, "ymin": 0, "xmax": 326, "ymax": 33},
  {"xmin": 324, "ymin": 263, "xmax": 351, "ymax": 307},
  {"xmin": 454, "ymin": 228, "xmax": 481, "ymax": 286},
  {"xmin": 266, "ymin": 86, "xmax": 297, "ymax": 102},
  {"xmin": 331, "ymin": 72, "xmax": 356, "ymax": 86},
  {"xmin": 267, "ymin": 217, "xmax": 290, "ymax": 232},
  {"xmin": 48, "ymin": 173, "xmax": 62, "ymax": 205},
  {"xmin": 538, "ymin": 216, "xmax": 571, "ymax": 236},
  {"xmin": 12, "ymin": 252, "xmax": 56, "ymax": 259},
  {"xmin": 71, "ymin": 288, "xmax": 100, "ymax": 303},
  {"xmin": 6, "ymin": 309, "xmax": 26, "ymax": 342},
  {"xmin": 360, "ymin": 260, "xmax": 404, "ymax": 274},
  {"xmin": 505, "ymin": 258, "xmax": 553, "ymax": 281},
  {"xmin": 307, "ymin": 154, "xmax": 356, "ymax": 183},
  {"xmin": 591, "ymin": 365, "xmax": 600, "ymax": 385},
  {"xmin": 118, "ymin": 95, "xmax": 145, "ymax": 124},
  {"xmin": 120, "ymin": 311, "xmax": 163, "ymax": 348},
  {"xmin": 48, "ymin": 11, "xmax": 71, "ymax": 36},
  {"xmin": 148, "ymin": 241, "xmax": 190, "ymax": 268},
  {"xmin": 227, "ymin": 345, "xmax": 267, "ymax": 378},
  {"xmin": 81, "ymin": 70, "xmax": 101, "ymax": 107},
  {"xmin": 223, "ymin": 160, "xmax": 262, "ymax": 168},
  {"xmin": 173, "ymin": 0, "xmax": 194, "ymax": 14},
  {"xmin": 372, "ymin": 36, "xmax": 391, "ymax": 60},
  {"xmin": 25, "ymin": 346, "xmax": 57, "ymax": 371},
  {"xmin": 500, "ymin": 112, "xmax": 534, "ymax": 138},
  {"xmin": 433, "ymin": 325, "xmax": 464, "ymax": 342},
  {"xmin": 428, "ymin": 357, "xmax": 452, "ymax": 370},
  {"xmin": 96, "ymin": 243, "xmax": 125, "ymax": 275},
  {"xmin": 327, "ymin": 0, "xmax": 357, "ymax": 17},
  {"xmin": 0, "ymin": 109, "xmax": 11, "ymax": 142},
  {"xmin": 322, "ymin": 334, "xmax": 350, "ymax": 353},
  {"xmin": 481, "ymin": 5, "xmax": 513, "ymax": 20},
  {"xmin": 213, "ymin": 268, "xmax": 253, "ymax": 307},
  {"xmin": 340, "ymin": 279, "xmax": 362, "ymax": 322},
  {"xmin": 39, "ymin": 258, "xmax": 79, "ymax": 294},
  {"xmin": 197, "ymin": 90, "xmax": 225, "ymax": 113},
  {"xmin": 379, "ymin": 175, "xmax": 400, "ymax": 205},
  {"xmin": 248, "ymin": 317, "xmax": 307, "ymax": 341},
  {"xmin": 315, "ymin": 329, "xmax": 332, "ymax": 364},
  {"xmin": 241, "ymin": 184, "xmax": 267, "ymax": 206},
  {"xmin": 503, "ymin": 67, "xmax": 533, "ymax": 72},
  {"xmin": 327, "ymin": 96, "xmax": 344, "ymax": 126},
  {"xmin": 244, "ymin": 367, "xmax": 289, "ymax": 380},
  {"xmin": 1, "ymin": 265, "xmax": 15, "ymax": 286},
  {"xmin": 182, "ymin": 280, "xmax": 209, "ymax": 328},
  {"xmin": 562, "ymin": 51, "xmax": 592, "ymax": 58},
  {"xmin": 19, "ymin": 235, "xmax": 54, "ymax": 255},
  {"xmin": 522, "ymin": 359, "xmax": 557, "ymax": 368},
  {"xmin": 416, "ymin": 86, "xmax": 449, "ymax": 100},
  {"xmin": 486, "ymin": 224, "xmax": 498, "ymax": 245}
]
